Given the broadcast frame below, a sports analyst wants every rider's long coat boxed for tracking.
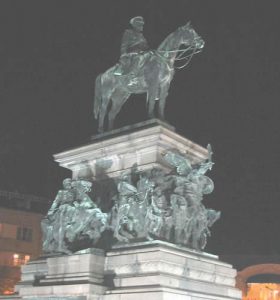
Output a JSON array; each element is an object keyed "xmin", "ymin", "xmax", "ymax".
[{"xmin": 120, "ymin": 29, "xmax": 149, "ymax": 55}]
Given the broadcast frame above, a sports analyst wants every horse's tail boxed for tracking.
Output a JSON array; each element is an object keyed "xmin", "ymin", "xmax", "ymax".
[{"xmin": 94, "ymin": 74, "xmax": 102, "ymax": 119}]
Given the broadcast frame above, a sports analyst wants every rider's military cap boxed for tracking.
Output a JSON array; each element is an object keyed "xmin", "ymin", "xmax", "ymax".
[{"xmin": 130, "ymin": 16, "xmax": 144, "ymax": 26}]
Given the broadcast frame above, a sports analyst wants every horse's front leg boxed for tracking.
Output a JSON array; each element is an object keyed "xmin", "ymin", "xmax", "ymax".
[
  {"xmin": 158, "ymin": 83, "xmax": 170, "ymax": 120},
  {"xmin": 147, "ymin": 86, "xmax": 159, "ymax": 118}
]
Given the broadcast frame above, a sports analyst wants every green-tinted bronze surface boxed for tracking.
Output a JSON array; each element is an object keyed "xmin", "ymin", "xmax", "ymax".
[
  {"xmin": 42, "ymin": 146, "xmax": 219, "ymax": 254},
  {"xmin": 94, "ymin": 18, "xmax": 204, "ymax": 132}
]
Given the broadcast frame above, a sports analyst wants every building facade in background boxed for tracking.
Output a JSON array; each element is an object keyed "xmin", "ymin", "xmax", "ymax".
[
  {"xmin": 222, "ymin": 255, "xmax": 280, "ymax": 300},
  {"xmin": 0, "ymin": 191, "xmax": 49, "ymax": 294}
]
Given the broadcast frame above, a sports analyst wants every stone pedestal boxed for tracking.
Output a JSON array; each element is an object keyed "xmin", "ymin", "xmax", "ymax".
[
  {"xmin": 15, "ymin": 248, "xmax": 106, "ymax": 300},
  {"xmin": 8, "ymin": 121, "xmax": 241, "ymax": 300},
  {"xmin": 53, "ymin": 119, "xmax": 208, "ymax": 180},
  {"xmin": 14, "ymin": 241, "xmax": 241, "ymax": 300}
]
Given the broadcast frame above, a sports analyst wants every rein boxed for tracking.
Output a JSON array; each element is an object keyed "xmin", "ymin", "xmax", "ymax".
[
  {"xmin": 157, "ymin": 41, "xmax": 202, "ymax": 70},
  {"xmin": 175, "ymin": 46, "xmax": 200, "ymax": 69}
]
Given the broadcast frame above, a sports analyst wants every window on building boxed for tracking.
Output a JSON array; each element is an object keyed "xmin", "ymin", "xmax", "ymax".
[
  {"xmin": 0, "ymin": 223, "xmax": 17, "ymax": 239},
  {"xmin": 12, "ymin": 253, "xmax": 30, "ymax": 266},
  {"xmin": 16, "ymin": 227, "xmax": 33, "ymax": 242},
  {"xmin": 244, "ymin": 283, "xmax": 280, "ymax": 300}
]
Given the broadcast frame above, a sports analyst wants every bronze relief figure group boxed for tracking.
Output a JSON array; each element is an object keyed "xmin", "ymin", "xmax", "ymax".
[{"xmin": 42, "ymin": 147, "xmax": 220, "ymax": 254}]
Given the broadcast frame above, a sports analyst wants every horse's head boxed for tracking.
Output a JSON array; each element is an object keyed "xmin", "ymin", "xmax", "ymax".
[{"xmin": 179, "ymin": 22, "xmax": 205, "ymax": 50}]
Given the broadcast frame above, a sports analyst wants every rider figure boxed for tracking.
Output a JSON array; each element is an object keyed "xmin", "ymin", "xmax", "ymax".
[{"xmin": 115, "ymin": 16, "xmax": 149, "ymax": 77}]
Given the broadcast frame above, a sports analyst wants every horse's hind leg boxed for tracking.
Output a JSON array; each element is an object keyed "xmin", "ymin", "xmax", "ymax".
[
  {"xmin": 108, "ymin": 92, "xmax": 130, "ymax": 130},
  {"xmin": 98, "ymin": 96, "xmax": 111, "ymax": 133},
  {"xmin": 98, "ymin": 109, "xmax": 106, "ymax": 133}
]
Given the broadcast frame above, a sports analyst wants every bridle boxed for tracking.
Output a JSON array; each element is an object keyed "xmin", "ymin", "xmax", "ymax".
[
  {"xmin": 157, "ymin": 30, "xmax": 203, "ymax": 69},
  {"xmin": 175, "ymin": 45, "xmax": 202, "ymax": 69}
]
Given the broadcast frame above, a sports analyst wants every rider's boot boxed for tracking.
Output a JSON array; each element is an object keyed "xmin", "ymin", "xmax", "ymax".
[
  {"xmin": 128, "ymin": 73, "xmax": 138, "ymax": 86},
  {"xmin": 114, "ymin": 64, "xmax": 123, "ymax": 76}
]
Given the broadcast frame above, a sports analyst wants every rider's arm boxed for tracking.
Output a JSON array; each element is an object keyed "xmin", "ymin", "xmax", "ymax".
[{"xmin": 120, "ymin": 29, "xmax": 132, "ymax": 55}]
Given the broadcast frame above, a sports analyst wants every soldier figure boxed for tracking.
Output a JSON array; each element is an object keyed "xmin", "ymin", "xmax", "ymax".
[
  {"xmin": 115, "ymin": 16, "xmax": 149, "ymax": 77},
  {"xmin": 41, "ymin": 178, "xmax": 75, "ymax": 253}
]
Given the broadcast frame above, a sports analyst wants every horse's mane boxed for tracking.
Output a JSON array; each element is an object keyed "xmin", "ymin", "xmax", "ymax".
[{"xmin": 157, "ymin": 26, "xmax": 182, "ymax": 52}]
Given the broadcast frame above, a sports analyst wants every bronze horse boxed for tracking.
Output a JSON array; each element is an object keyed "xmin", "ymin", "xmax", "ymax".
[{"xmin": 94, "ymin": 22, "xmax": 204, "ymax": 132}]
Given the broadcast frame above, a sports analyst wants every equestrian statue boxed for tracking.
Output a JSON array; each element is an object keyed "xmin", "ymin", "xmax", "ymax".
[{"xmin": 94, "ymin": 16, "xmax": 204, "ymax": 132}]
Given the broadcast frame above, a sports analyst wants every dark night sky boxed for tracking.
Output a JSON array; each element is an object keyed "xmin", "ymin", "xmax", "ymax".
[{"xmin": 0, "ymin": 0, "xmax": 280, "ymax": 255}]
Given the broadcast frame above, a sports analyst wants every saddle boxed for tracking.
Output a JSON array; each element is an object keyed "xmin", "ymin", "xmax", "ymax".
[{"xmin": 114, "ymin": 51, "xmax": 152, "ymax": 77}]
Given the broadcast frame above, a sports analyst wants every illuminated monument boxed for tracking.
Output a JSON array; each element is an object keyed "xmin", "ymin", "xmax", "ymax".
[{"xmin": 14, "ymin": 17, "xmax": 242, "ymax": 300}]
